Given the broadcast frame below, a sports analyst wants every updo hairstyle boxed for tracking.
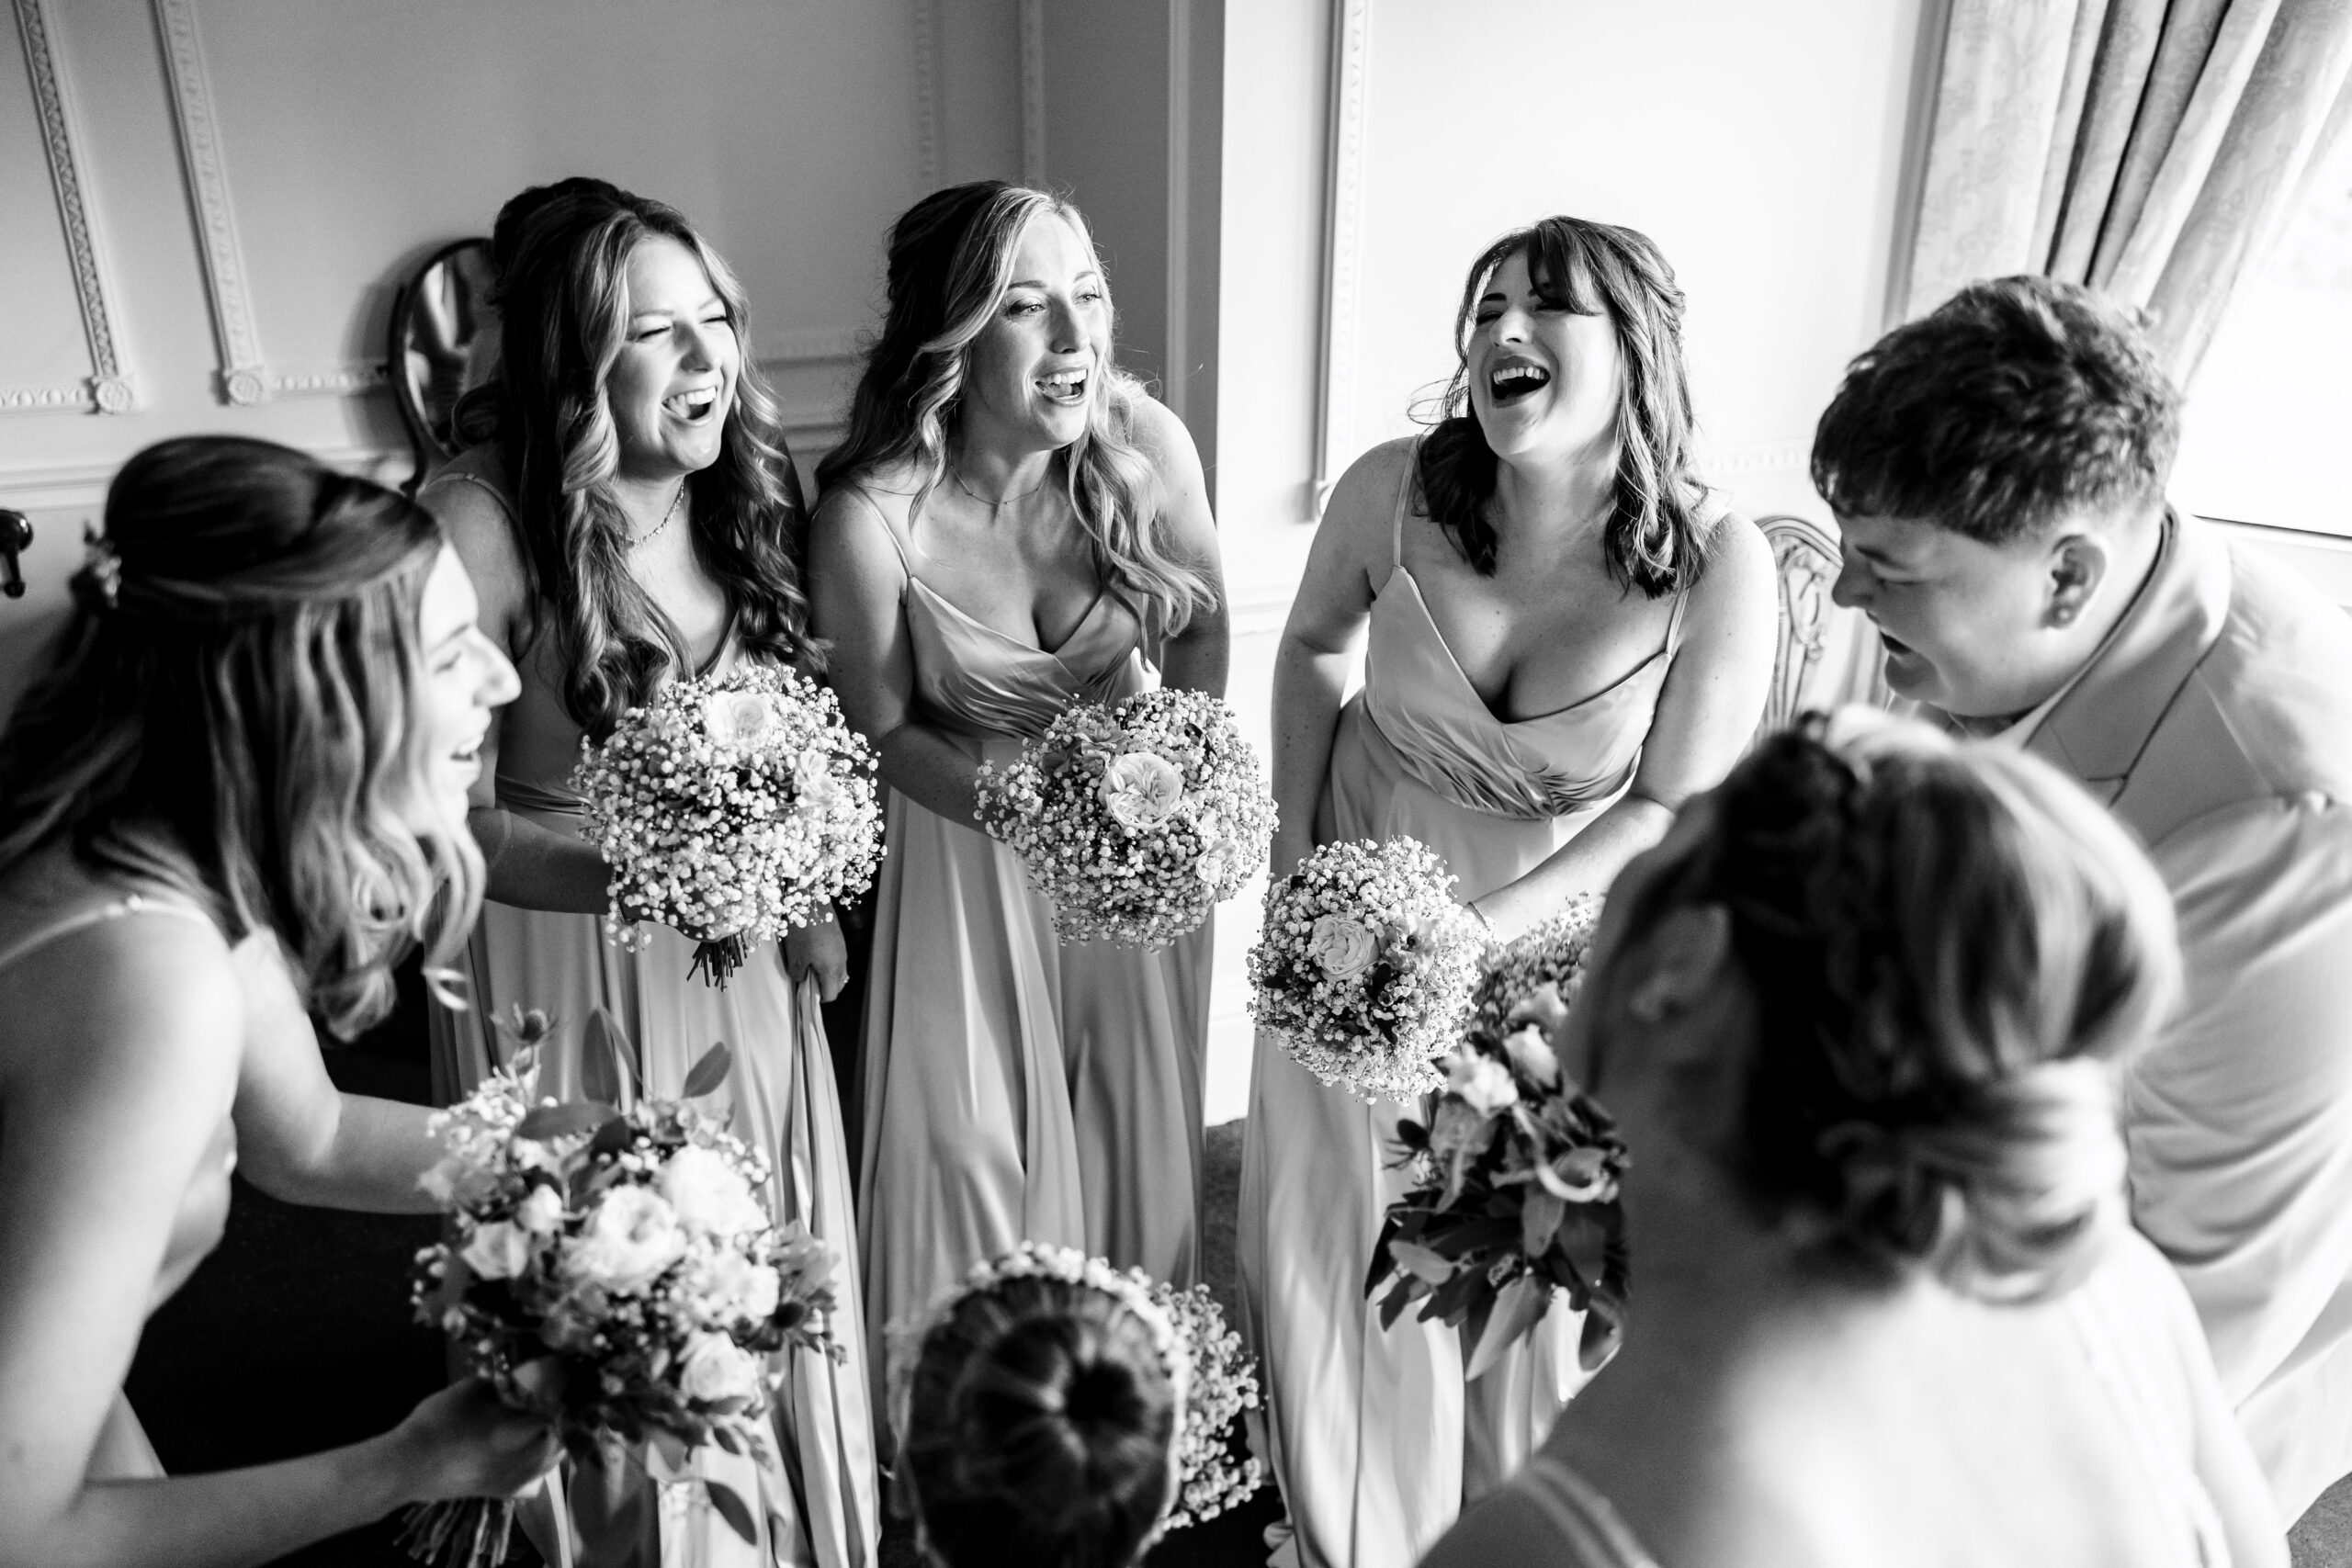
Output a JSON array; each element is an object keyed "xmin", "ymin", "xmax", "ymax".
[
  {"xmin": 1618, "ymin": 711, "xmax": 2179, "ymax": 1302},
  {"xmin": 0, "ymin": 435, "xmax": 478, "ymax": 1037},
  {"xmin": 899, "ymin": 1272, "xmax": 1179, "ymax": 1568}
]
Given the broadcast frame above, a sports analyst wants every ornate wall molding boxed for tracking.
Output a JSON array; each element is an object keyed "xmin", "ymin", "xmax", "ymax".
[
  {"xmin": 1163, "ymin": 0, "xmax": 1192, "ymax": 422},
  {"xmin": 910, "ymin": 0, "xmax": 941, "ymax": 193},
  {"xmin": 1019, "ymin": 0, "xmax": 1046, "ymax": 186},
  {"xmin": 151, "ymin": 0, "xmax": 279, "ymax": 404},
  {"xmin": 1311, "ymin": 0, "xmax": 1370, "ymax": 516},
  {"xmin": 9, "ymin": 0, "xmax": 133, "ymax": 414}
]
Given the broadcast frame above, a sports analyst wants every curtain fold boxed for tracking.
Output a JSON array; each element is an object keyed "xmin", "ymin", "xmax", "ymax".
[{"xmin": 1897, "ymin": 0, "xmax": 2352, "ymax": 383}]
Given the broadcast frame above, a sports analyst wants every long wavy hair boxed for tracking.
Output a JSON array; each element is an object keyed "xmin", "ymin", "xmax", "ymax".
[
  {"xmin": 0, "ymin": 436, "xmax": 481, "ymax": 1038},
  {"xmin": 1417, "ymin": 215, "xmax": 1714, "ymax": 597},
  {"xmin": 816, "ymin": 180, "xmax": 1216, "ymax": 638},
  {"xmin": 1601, "ymin": 710, "xmax": 2178, "ymax": 1303},
  {"xmin": 484, "ymin": 184, "xmax": 817, "ymax": 738}
]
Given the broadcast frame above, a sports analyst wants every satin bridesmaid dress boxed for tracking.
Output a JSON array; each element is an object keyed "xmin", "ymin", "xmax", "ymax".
[
  {"xmin": 424, "ymin": 451, "xmax": 877, "ymax": 1568},
  {"xmin": 1238, "ymin": 450, "xmax": 1689, "ymax": 1568},
  {"xmin": 845, "ymin": 491, "xmax": 1212, "ymax": 1434}
]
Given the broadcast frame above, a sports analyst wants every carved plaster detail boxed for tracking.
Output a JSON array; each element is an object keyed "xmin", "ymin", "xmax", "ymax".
[
  {"xmin": 1313, "ymin": 0, "xmax": 1370, "ymax": 516},
  {"xmin": 1020, "ymin": 0, "xmax": 1046, "ymax": 186},
  {"xmin": 9, "ymin": 0, "xmax": 134, "ymax": 413},
  {"xmin": 910, "ymin": 0, "xmax": 941, "ymax": 192},
  {"xmin": 151, "ymin": 0, "xmax": 276, "ymax": 403}
]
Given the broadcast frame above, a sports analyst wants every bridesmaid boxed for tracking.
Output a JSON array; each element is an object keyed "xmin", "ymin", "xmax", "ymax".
[
  {"xmin": 421, "ymin": 183, "xmax": 876, "ymax": 1567},
  {"xmin": 1238, "ymin": 216, "xmax": 1776, "ymax": 1565},
  {"xmin": 807, "ymin": 181, "xmax": 1227, "ymax": 1429},
  {"xmin": 0, "ymin": 436, "xmax": 554, "ymax": 1562}
]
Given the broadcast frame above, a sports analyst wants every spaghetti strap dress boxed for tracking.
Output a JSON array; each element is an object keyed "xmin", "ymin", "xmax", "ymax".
[
  {"xmin": 849, "ymin": 491, "xmax": 1212, "ymax": 1436},
  {"xmin": 0, "ymin": 892, "xmax": 234, "ymax": 1485},
  {"xmin": 1238, "ymin": 451, "xmax": 1689, "ymax": 1567},
  {"xmin": 422, "ymin": 451, "xmax": 877, "ymax": 1568}
]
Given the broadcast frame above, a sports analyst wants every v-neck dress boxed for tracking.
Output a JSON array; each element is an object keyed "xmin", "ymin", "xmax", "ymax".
[
  {"xmin": 1239, "ymin": 453, "xmax": 1687, "ymax": 1568},
  {"xmin": 851, "ymin": 492, "xmax": 1212, "ymax": 1436},
  {"xmin": 421, "ymin": 449, "xmax": 877, "ymax": 1568}
]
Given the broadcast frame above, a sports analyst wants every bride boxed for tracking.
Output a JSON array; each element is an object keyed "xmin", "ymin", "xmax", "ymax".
[
  {"xmin": 0, "ymin": 435, "xmax": 553, "ymax": 1565},
  {"xmin": 1239, "ymin": 216, "xmax": 1776, "ymax": 1565}
]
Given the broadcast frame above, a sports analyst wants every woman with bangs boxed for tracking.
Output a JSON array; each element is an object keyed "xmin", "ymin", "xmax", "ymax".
[
  {"xmin": 420, "ymin": 183, "xmax": 876, "ymax": 1567},
  {"xmin": 0, "ymin": 436, "xmax": 554, "ymax": 1563},
  {"xmin": 807, "ymin": 180, "xmax": 1227, "ymax": 1433},
  {"xmin": 1240, "ymin": 217, "xmax": 1776, "ymax": 1564}
]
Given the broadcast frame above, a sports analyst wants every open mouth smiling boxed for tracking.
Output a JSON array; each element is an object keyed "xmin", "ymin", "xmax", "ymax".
[
  {"xmin": 1487, "ymin": 356, "xmax": 1551, "ymax": 407},
  {"xmin": 663, "ymin": 386, "xmax": 721, "ymax": 423},
  {"xmin": 1038, "ymin": 367, "xmax": 1089, "ymax": 406}
]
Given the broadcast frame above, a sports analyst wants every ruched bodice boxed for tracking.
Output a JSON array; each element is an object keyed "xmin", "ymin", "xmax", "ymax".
[
  {"xmin": 901, "ymin": 573, "xmax": 1146, "ymax": 739},
  {"xmin": 1361, "ymin": 562, "xmax": 1679, "ymax": 820}
]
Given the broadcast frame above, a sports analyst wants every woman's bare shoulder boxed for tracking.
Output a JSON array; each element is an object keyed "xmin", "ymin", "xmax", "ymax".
[{"xmin": 419, "ymin": 446, "xmax": 531, "ymax": 631}]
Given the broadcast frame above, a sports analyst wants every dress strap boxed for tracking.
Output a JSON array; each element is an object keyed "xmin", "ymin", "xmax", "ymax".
[
  {"xmin": 1514, "ymin": 1455, "xmax": 1660, "ymax": 1568},
  {"xmin": 0, "ymin": 893, "xmax": 216, "ymax": 978},
  {"xmin": 843, "ymin": 486, "xmax": 921, "ymax": 587},
  {"xmin": 1389, "ymin": 443, "xmax": 1421, "ymax": 574},
  {"xmin": 1663, "ymin": 586, "xmax": 1691, "ymax": 658}
]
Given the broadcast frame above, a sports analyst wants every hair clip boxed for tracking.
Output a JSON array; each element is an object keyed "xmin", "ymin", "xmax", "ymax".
[{"xmin": 82, "ymin": 524, "xmax": 122, "ymax": 609}]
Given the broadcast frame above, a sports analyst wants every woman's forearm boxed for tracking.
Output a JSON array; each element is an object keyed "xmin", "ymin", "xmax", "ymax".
[
  {"xmin": 239, "ymin": 1092, "xmax": 442, "ymax": 1215},
  {"xmin": 877, "ymin": 723, "xmax": 989, "ymax": 829},
  {"xmin": 4, "ymin": 1435, "xmax": 409, "ymax": 1568},
  {"xmin": 1472, "ymin": 794, "xmax": 1675, "ymax": 941},
  {"xmin": 469, "ymin": 807, "xmax": 609, "ymax": 913},
  {"xmin": 1269, "ymin": 637, "xmax": 1351, "ymax": 876}
]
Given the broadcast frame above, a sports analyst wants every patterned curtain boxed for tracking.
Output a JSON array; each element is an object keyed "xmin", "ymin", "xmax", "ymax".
[{"xmin": 1895, "ymin": 0, "xmax": 2352, "ymax": 383}]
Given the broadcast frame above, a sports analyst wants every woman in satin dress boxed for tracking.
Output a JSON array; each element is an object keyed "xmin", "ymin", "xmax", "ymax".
[
  {"xmin": 0, "ymin": 436, "xmax": 553, "ymax": 1565},
  {"xmin": 1240, "ymin": 216, "xmax": 1777, "ymax": 1567},
  {"xmin": 423, "ymin": 182, "xmax": 876, "ymax": 1568},
  {"xmin": 807, "ymin": 181, "xmax": 1227, "ymax": 1440}
]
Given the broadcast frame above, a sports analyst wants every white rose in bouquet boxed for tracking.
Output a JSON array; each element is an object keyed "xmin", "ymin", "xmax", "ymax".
[
  {"xmin": 678, "ymin": 1331, "xmax": 765, "ymax": 1404},
  {"xmin": 1307, "ymin": 913, "xmax": 1378, "ymax": 980},
  {"xmin": 563, "ymin": 1186, "xmax": 687, "ymax": 1294},
  {"xmin": 793, "ymin": 752, "xmax": 845, "ymax": 813},
  {"xmin": 660, "ymin": 1144, "xmax": 767, "ymax": 1239},
  {"xmin": 1100, "ymin": 751, "xmax": 1185, "ymax": 831},
  {"xmin": 1500, "ymin": 1024, "xmax": 1561, "ymax": 1089},
  {"xmin": 514, "ymin": 1185, "xmax": 567, "ymax": 1235},
  {"xmin": 1447, "ymin": 1051, "xmax": 1520, "ymax": 1117},
  {"xmin": 691, "ymin": 1251, "xmax": 783, "ymax": 1324},
  {"xmin": 1195, "ymin": 836, "xmax": 1243, "ymax": 887},
  {"xmin": 703, "ymin": 691, "xmax": 781, "ymax": 750},
  {"xmin": 461, "ymin": 1221, "xmax": 533, "ymax": 1280}
]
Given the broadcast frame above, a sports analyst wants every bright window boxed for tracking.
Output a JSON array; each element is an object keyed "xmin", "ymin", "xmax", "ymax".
[{"xmin": 2171, "ymin": 135, "xmax": 2352, "ymax": 538}]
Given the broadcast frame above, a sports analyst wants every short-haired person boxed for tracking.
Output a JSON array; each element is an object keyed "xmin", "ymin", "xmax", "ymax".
[
  {"xmin": 1422, "ymin": 713, "xmax": 2282, "ymax": 1568},
  {"xmin": 1814, "ymin": 275, "xmax": 2352, "ymax": 1523},
  {"xmin": 0, "ymin": 437, "xmax": 553, "ymax": 1565}
]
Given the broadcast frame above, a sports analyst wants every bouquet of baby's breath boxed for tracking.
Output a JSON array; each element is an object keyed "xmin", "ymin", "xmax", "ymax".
[
  {"xmin": 401, "ymin": 1009, "xmax": 841, "ymax": 1567},
  {"xmin": 572, "ymin": 665, "xmax": 880, "ymax": 987},
  {"xmin": 1246, "ymin": 837, "xmax": 1486, "ymax": 1101},
  {"xmin": 973, "ymin": 688, "xmax": 1274, "ymax": 948},
  {"xmin": 1369, "ymin": 898, "xmax": 1629, "ymax": 1380}
]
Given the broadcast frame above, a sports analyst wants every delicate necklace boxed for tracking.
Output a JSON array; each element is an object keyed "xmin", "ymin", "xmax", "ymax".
[
  {"xmin": 631, "ymin": 481, "xmax": 685, "ymax": 549},
  {"xmin": 951, "ymin": 463, "xmax": 1049, "ymax": 511}
]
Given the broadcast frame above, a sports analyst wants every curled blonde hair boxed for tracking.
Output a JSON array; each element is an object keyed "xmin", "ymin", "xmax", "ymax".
[
  {"xmin": 1619, "ymin": 710, "xmax": 2179, "ymax": 1303},
  {"xmin": 0, "ymin": 437, "xmax": 481, "ymax": 1038},
  {"xmin": 818, "ymin": 181, "xmax": 1217, "ymax": 638}
]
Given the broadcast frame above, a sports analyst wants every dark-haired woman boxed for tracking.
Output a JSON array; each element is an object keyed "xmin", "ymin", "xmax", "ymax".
[
  {"xmin": 1239, "ymin": 217, "xmax": 1775, "ymax": 1564},
  {"xmin": 0, "ymin": 436, "xmax": 556, "ymax": 1564},
  {"xmin": 1422, "ymin": 712, "xmax": 2282, "ymax": 1568},
  {"xmin": 808, "ymin": 181, "xmax": 1227, "ymax": 1433},
  {"xmin": 421, "ymin": 183, "xmax": 875, "ymax": 1567},
  {"xmin": 896, "ymin": 1258, "xmax": 1181, "ymax": 1568}
]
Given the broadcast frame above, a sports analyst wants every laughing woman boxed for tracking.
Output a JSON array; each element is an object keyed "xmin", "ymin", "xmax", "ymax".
[
  {"xmin": 1239, "ymin": 217, "xmax": 1776, "ymax": 1566},
  {"xmin": 808, "ymin": 181, "xmax": 1227, "ymax": 1433},
  {"xmin": 420, "ymin": 183, "xmax": 876, "ymax": 1568}
]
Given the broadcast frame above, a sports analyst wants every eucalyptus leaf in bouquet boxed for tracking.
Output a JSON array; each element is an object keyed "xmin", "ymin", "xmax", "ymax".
[
  {"xmin": 1367, "ymin": 897, "xmax": 1630, "ymax": 1379},
  {"xmin": 572, "ymin": 665, "xmax": 882, "ymax": 987},
  {"xmin": 974, "ymin": 688, "xmax": 1275, "ymax": 948}
]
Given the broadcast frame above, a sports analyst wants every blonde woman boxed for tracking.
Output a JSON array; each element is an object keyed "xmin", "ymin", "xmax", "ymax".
[
  {"xmin": 1423, "ymin": 712, "xmax": 2283, "ymax": 1568},
  {"xmin": 808, "ymin": 181, "xmax": 1227, "ymax": 1429},
  {"xmin": 0, "ymin": 437, "xmax": 552, "ymax": 1565},
  {"xmin": 421, "ymin": 183, "xmax": 874, "ymax": 1567}
]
